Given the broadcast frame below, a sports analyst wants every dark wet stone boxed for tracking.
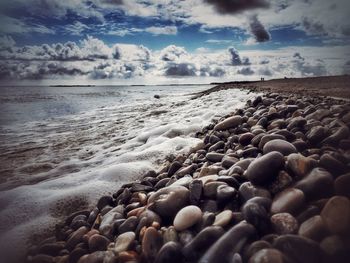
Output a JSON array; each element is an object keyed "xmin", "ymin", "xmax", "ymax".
[
  {"xmin": 216, "ymin": 185, "xmax": 237, "ymax": 202},
  {"xmin": 294, "ymin": 168, "xmax": 334, "ymax": 201},
  {"xmin": 268, "ymin": 170, "xmax": 293, "ymax": 194},
  {"xmin": 221, "ymin": 156, "xmax": 239, "ymax": 169},
  {"xmin": 214, "ymin": 115, "xmax": 242, "ymax": 131},
  {"xmin": 142, "ymin": 227, "xmax": 163, "ymax": 262},
  {"xmin": 239, "ymin": 182, "xmax": 271, "ymax": 203},
  {"xmin": 242, "ymin": 197, "xmax": 271, "ymax": 233},
  {"xmin": 189, "ymin": 180, "xmax": 203, "ymax": 205},
  {"xmin": 116, "ymin": 188, "xmax": 131, "ymax": 205},
  {"xmin": 274, "ymin": 129, "xmax": 296, "ymax": 142},
  {"xmin": 77, "ymin": 251, "xmax": 111, "ymax": 263},
  {"xmin": 198, "ymin": 221, "xmax": 256, "ymax": 263},
  {"xmin": 179, "ymin": 230, "xmax": 194, "ymax": 246},
  {"xmin": 248, "ymin": 249, "xmax": 285, "ymax": 263},
  {"xmin": 139, "ymin": 209, "xmax": 162, "ymax": 225},
  {"xmin": 38, "ymin": 242, "xmax": 65, "ymax": 256},
  {"xmin": 321, "ymin": 196, "xmax": 350, "ymax": 235},
  {"xmin": 320, "ymin": 235, "xmax": 347, "ymax": 260},
  {"xmin": 298, "ymin": 215, "xmax": 328, "ymax": 241},
  {"xmin": 206, "ymin": 152, "xmax": 225, "ymax": 162},
  {"xmin": 155, "ymin": 178, "xmax": 171, "ymax": 189},
  {"xmin": 245, "ymin": 151, "xmax": 285, "ymax": 185},
  {"xmin": 296, "ymin": 205, "xmax": 320, "ymax": 224},
  {"xmin": 241, "ymin": 147, "xmax": 259, "ymax": 158},
  {"xmin": 69, "ymin": 248, "xmax": 88, "ymax": 263},
  {"xmin": 244, "ymin": 241, "xmax": 272, "ymax": 261},
  {"xmin": 148, "ymin": 186, "xmax": 190, "ymax": 219},
  {"xmin": 182, "ymin": 226, "xmax": 225, "ymax": 260},
  {"xmin": 271, "ymin": 188, "xmax": 305, "ymax": 215},
  {"xmin": 258, "ymin": 134, "xmax": 286, "ymax": 149},
  {"xmin": 200, "ymin": 199, "xmax": 218, "ymax": 213},
  {"xmin": 319, "ymin": 153, "xmax": 348, "ymax": 176},
  {"xmin": 252, "ymin": 96, "xmax": 262, "ymax": 107},
  {"xmin": 271, "ymin": 213, "xmax": 298, "ymax": 235},
  {"xmin": 209, "ymin": 134, "xmax": 221, "ymax": 144},
  {"xmin": 239, "ymin": 133, "xmax": 255, "ymax": 146},
  {"xmin": 66, "ymin": 226, "xmax": 89, "ymax": 251},
  {"xmin": 292, "ymin": 140, "xmax": 308, "ymax": 152},
  {"xmin": 118, "ymin": 216, "xmax": 138, "ymax": 234},
  {"xmin": 168, "ymin": 161, "xmax": 182, "ymax": 176},
  {"xmin": 99, "ymin": 207, "xmax": 124, "ymax": 238},
  {"xmin": 287, "ymin": 116, "xmax": 307, "ymax": 130},
  {"xmin": 88, "ymin": 234, "xmax": 110, "ymax": 252},
  {"xmin": 208, "ymin": 141, "xmax": 225, "ymax": 152},
  {"xmin": 97, "ymin": 196, "xmax": 114, "ymax": 211},
  {"xmin": 131, "ymin": 183, "xmax": 153, "ymax": 192},
  {"xmin": 196, "ymin": 212, "xmax": 216, "ymax": 231},
  {"xmin": 263, "ymin": 139, "xmax": 297, "ymax": 156},
  {"xmin": 155, "ymin": 241, "xmax": 183, "ymax": 263},
  {"xmin": 87, "ymin": 208, "xmax": 99, "ymax": 225},
  {"xmin": 175, "ymin": 164, "xmax": 198, "ymax": 177},
  {"xmin": 285, "ymin": 153, "xmax": 316, "ymax": 178},
  {"xmin": 335, "ymin": 173, "xmax": 350, "ymax": 197},
  {"xmin": 203, "ymin": 181, "xmax": 226, "ymax": 198},
  {"xmin": 273, "ymin": 234, "xmax": 322, "ymax": 263},
  {"xmin": 307, "ymin": 126, "xmax": 328, "ymax": 145},
  {"xmin": 306, "ymin": 108, "xmax": 331, "ymax": 121},
  {"xmin": 322, "ymin": 125, "xmax": 349, "ymax": 145}
]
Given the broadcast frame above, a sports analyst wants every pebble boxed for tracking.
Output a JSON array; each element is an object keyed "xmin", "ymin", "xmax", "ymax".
[
  {"xmin": 258, "ymin": 134, "xmax": 286, "ymax": 149},
  {"xmin": 270, "ymin": 213, "xmax": 298, "ymax": 235},
  {"xmin": 206, "ymin": 152, "xmax": 225, "ymax": 162},
  {"xmin": 239, "ymin": 182, "xmax": 271, "ymax": 203},
  {"xmin": 189, "ymin": 180, "xmax": 203, "ymax": 205},
  {"xmin": 320, "ymin": 196, "xmax": 350, "ymax": 235},
  {"xmin": 273, "ymin": 234, "xmax": 322, "ymax": 263},
  {"xmin": 203, "ymin": 181, "xmax": 226, "ymax": 198},
  {"xmin": 216, "ymin": 185, "xmax": 236, "ymax": 202},
  {"xmin": 162, "ymin": 226, "xmax": 178, "ymax": 243},
  {"xmin": 199, "ymin": 221, "xmax": 256, "ymax": 263},
  {"xmin": 244, "ymin": 241, "xmax": 272, "ymax": 261},
  {"xmin": 319, "ymin": 153, "xmax": 347, "ymax": 176},
  {"xmin": 263, "ymin": 139, "xmax": 297, "ymax": 156},
  {"xmin": 154, "ymin": 241, "xmax": 182, "ymax": 263},
  {"xmin": 113, "ymin": 232, "xmax": 135, "ymax": 253},
  {"xmin": 66, "ymin": 226, "xmax": 89, "ymax": 251},
  {"xmin": 148, "ymin": 186, "xmax": 190, "ymax": 219},
  {"xmin": 248, "ymin": 248, "xmax": 285, "ymax": 263},
  {"xmin": 213, "ymin": 210, "xmax": 233, "ymax": 227},
  {"xmin": 334, "ymin": 173, "xmax": 350, "ymax": 197},
  {"xmin": 285, "ymin": 153, "xmax": 315, "ymax": 178},
  {"xmin": 298, "ymin": 215, "xmax": 328, "ymax": 241},
  {"xmin": 270, "ymin": 188, "xmax": 305, "ymax": 215},
  {"xmin": 214, "ymin": 115, "xmax": 242, "ymax": 131},
  {"xmin": 245, "ymin": 151, "xmax": 285, "ymax": 185},
  {"xmin": 173, "ymin": 205, "xmax": 202, "ymax": 231},
  {"xmin": 88, "ymin": 234, "xmax": 110, "ymax": 252},
  {"xmin": 167, "ymin": 161, "xmax": 182, "ymax": 176},
  {"xmin": 142, "ymin": 227, "xmax": 163, "ymax": 262},
  {"xmin": 294, "ymin": 167, "xmax": 334, "ymax": 201}
]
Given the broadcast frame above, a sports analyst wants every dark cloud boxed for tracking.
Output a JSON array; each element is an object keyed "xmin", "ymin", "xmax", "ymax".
[
  {"xmin": 228, "ymin": 47, "xmax": 250, "ymax": 66},
  {"xmin": 200, "ymin": 65, "xmax": 226, "ymax": 77},
  {"xmin": 260, "ymin": 58, "xmax": 269, "ymax": 64},
  {"xmin": 249, "ymin": 15, "xmax": 270, "ymax": 42},
  {"xmin": 164, "ymin": 63, "xmax": 196, "ymax": 76},
  {"xmin": 237, "ymin": 67, "xmax": 254, "ymax": 75},
  {"xmin": 302, "ymin": 17, "xmax": 327, "ymax": 36},
  {"xmin": 293, "ymin": 52, "xmax": 304, "ymax": 60},
  {"xmin": 204, "ymin": 0, "xmax": 269, "ymax": 14},
  {"xmin": 292, "ymin": 52, "xmax": 327, "ymax": 76},
  {"xmin": 258, "ymin": 67, "xmax": 272, "ymax": 76}
]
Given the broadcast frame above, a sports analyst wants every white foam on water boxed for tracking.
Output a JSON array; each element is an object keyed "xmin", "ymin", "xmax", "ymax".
[{"xmin": 0, "ymin": 85, "xmax": 257, "ymax": 261}]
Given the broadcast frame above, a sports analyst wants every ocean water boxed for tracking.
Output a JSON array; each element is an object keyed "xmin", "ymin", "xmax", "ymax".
[{"xmin": 0, "ymin": 84, "xmax": 256, "ymax": 260}]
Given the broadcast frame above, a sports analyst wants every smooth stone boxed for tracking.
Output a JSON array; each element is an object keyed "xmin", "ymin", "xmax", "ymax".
[
  {"xmin": 77, "ymin": 251, "xmax": 114, "ymax": 263},
  {"xmin": 99, "ymin": 207, "xmax": 124, "ymax": 237},
  {"xmin": 242, "ymin": 197, "xmax": 271, "ymax": 232},
  {"xmin": 233, "ymin": 158, "xmax": 255, "ymax": 170},
  {"xmin": 162, "ymin": 226, "xmax": 178, "ymax": 243},
  {"xmin": 182, "ymin": 226, "xmax": 224, "ymax": 260},
  {"xmin": 298, "ymin": 215, "xmax": 327, "ymax": 241},
  {"xmin": 196, "ymin": 212, "xmax": 215, "ymax": 231},
  {"xmin": 169, "ymin": 176, "xmax": 192, "ymax": 187},
  {"xmin": 118, "ymin": 216, "xmax": 138, "ymax": 234},
  {"xmin": 114, "ymin": 232, "xmax": 135, "ymax": 253},
  {"xmin": 307, "ymin": 126, "xmax": 328, "ymax": 144},
  {"xmin": 321, "ymin": 196, "xmax": 350, "ymax": 235},
  {"xmin": 139, "ymin": 209, "xmax": 162, "ymax": 225},
  {"xmin": 274, "ymin": 129, "xmax": 296, "ymax": 142},
  {"xmin": 209, "ymin": 134, "xmax": 220, "ymax": 144},
  {"xmin": 221, "ymin": 156, "xmax": 238, "ymax": 169},
  {"xmin": 244, "ymin": 241, "xmax": 272, "ymax": 261},
  {"xmin": 206, "ymin": 152, "xmax": 225, "ymax": 162},
  {"xmin": 178, "ymin": 230, "xmax": 194, "ymax": 246},
  {"xmin": 216, "ymin": 185, "xmax": 237, "ymax": 202},
  {"xmin": 285, "ymin": 153, "xmax": 316, "ymax": 178},
  {"xmin": 200, "ymin": 199, "xmax": 218, "ymax": 213},
  {"xmin": 258, "ymin": 134, "xmax": 286, "ymax": 149},
  {"xmin": 38, "ymin": 242, "xmax": 65, "ymax": 256},
  {"xmin": 239, "ymin": 133, "xmax": 255, "ymax": 146},
  {"xmin": 154, "ymin": 241, "xmax": 183, "ymax": 263},
  {"xmin": 270, "ymin": 188, "xmax": 305, "ymax": 215},
  {"xmin": 69, "ymin": 248, "xmax": 88, "ymax": 263},
  {"xmin": 217, "ymin": 176, "xmax": 240, "ymax": 189},
  {"xmin": 213, "ymin": 210, "xmax": 233, "ymax": 227},
  {"xmin": 196, "ymin": 174, "xmax": 219, "ymax": 185},
  {"xmin": 335, "ymin": 173, "xmax": 350, "ymax": 197},
  {"xmin": 241, "ymin": 147, "xmax": 259, "ymax": 158},
  {"xmin": 208, "ymin": 141, "xmax": 225, "ymax": 152},
  {"xmin": 148, "ymin": 186, "xmax": 190, "ymax": 219},
  {"xmin": 245, "ymin": 151, "xmax": 285, "ymax": 185},
  {"xmin": 239, "ymin": 182, "xmax": 271, "ymax": 203},
  {"xmin": 88, "ymin": 234, "xmax": 110, "ymax": 252},
  {"xmin": 320, "ymin": 235, "xmax": 346, "ymax": 256},
  {"xmin": 322, "ymin": 125, "xmax": 349, "ymax": 145},
  {"xmin": 168, "ymin": 161, "xmax": 182, "ymax": 176},
  {"xmin": 287, "ymin": 116, "xmax": 307, "ymax": 130},
  {"xmin": 203, "ymin": 181, "xmax": 226, "ymax": 198},
  {"xmin": 173, "ymin": 205, "xmax": 202, "ymax": 231},
  {"xmin": 273, "ymin": 234, "xmax": 322, "ymax": 263},
  {"xmin": 319, "ymin": 153, "xmax": 347, "ymax": 176},
  {"xmin": 154, "ymin": 178, "xmax": 171, "ymax": 189},
  {"xmin": 263, "ymin": 139, "xmax": 297, "ymax": 156},
  {"xmin": 97, "ymin": 196, "xmax": 114, "ymax": 211},
  {"xmin": 189, "ymin": 180, "xmax": 203, "ymax": 205},
  {"xmin": 214, "ymin": 115, "xmax": 242, "ymax": 131},
  {"xmin": 30, "ymin": 255, "xmax": 54, "ymax": 263},
  {"xmin": 294, "ymin": 168, "xmax": 334, "ymax": 201},
  {"xmin": 142, "ymin": 227, "xmax": 163, "ymax": 261},
  {"xmin": 270, "ymin": 213, "xmax": 298, "ymax": 235},
  {"xmin": 66, "ymin": 226, "xmax": 89, "ymax": 251},
  {"xmin": 248, "ymin": 249, "xmax": 285, "ymax": 263}
]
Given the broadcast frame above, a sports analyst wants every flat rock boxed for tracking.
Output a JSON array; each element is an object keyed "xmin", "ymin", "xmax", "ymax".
[
  {"xmin": 214, "ymin": 115, "xmax": 242, "ymax": 131},
  {"xmin": 173, "ymin": 205, "xmax": 202, "ymax": 231}
]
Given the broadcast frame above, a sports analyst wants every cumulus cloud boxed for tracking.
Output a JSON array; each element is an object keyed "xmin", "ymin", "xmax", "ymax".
[
  {"xmin": 228, "ymin": 47, "xmax": 251, "ymax": 66},
  {"xmin": 237, "ymin": 67, "xmax": 255, "ymax": 75},
  {"xmin": 291, "ymin": 52, "xmax": 327, "ymax": 76},
  {"xmin": 160, "ymin": 45, "xmax": 188, "ymax": 62},
  {"xmin": 249, "ymin": 15, "xmax": 270, "ymax": 42},
  {"xmin": 203, "ymin": 0, "xmax": 269, "ymax": 14},
  {"xmin": 145, "ymin": 26, "xmax": 177, "ymax": 35}
]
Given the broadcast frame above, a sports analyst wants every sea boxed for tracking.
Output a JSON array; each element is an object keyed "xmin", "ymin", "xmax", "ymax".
[{"xmin": 0, "ymin": 84, "xmax": 255, "ymax": 260}]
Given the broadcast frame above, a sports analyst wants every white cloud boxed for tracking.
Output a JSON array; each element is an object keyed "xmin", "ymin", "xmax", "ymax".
[
  {"xmin": 0, "ymin": 15, "xmax": 55, "ymax": 34},
  {"xmin": 145, "ymin": 26, "xmax": 177, "ymax": 35}
]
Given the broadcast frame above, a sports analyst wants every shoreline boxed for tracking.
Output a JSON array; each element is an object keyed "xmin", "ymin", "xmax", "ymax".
[{"xmin": 25, "ymin": 77, "xmax": 350, "ymax": 263}]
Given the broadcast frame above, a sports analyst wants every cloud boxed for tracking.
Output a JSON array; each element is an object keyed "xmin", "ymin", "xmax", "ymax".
[
  {"xmin": 228, "ymin": 47, "xmax": 250, "ymax": 66},
  {"xmin": 205, "ymin": 39, "xmax": 233, "ymax": 44},
  {"xmin": 145, "ymin": 26, "xmax": 177, "ymax": 35},
  {"xmin": 0, "ymin": 15, "xmax": 55, "ymax": 34},
  {"xmin": 160, "ymin": 45, "xmax": 188, "ymax": 62},
  {"xmin": 237, "ymin": 67, "xmax": 255, "ymax": 75},
  {"xmin": 249, "ymin": 15, "xmax": 270, "ymax": 42},
  {"xmin": 203, "ymin": 0, "xmax": 269, "ymax": 14},
  {"xmin": 65, "ymin": 21, "xmax": 90, "ymax": 36},
  {"xmin": 164, "ymin": 62, "xmax": 197, "ymax": 76},
  {"xmin": 292, "ymin": 52, "xmax": 327, "ymax": 76},
  {"xmin": 0, "ymin": 35, "xmax": 15, "ymax": 50}
]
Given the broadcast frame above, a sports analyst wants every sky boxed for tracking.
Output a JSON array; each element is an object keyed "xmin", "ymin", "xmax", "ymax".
[{"xmin": 0, "ymin": 0, "xmax": 349, "ymax": 85}]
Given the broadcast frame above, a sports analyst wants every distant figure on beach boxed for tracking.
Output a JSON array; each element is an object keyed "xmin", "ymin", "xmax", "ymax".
[{"xmin": 261, "ymin": 77, "xmax": 265, "ymax": 81}]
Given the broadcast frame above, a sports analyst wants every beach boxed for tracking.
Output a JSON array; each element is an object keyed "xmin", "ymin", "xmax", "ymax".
[{"xmin": 1, "ymin": 76, "xmax": 350, "ymax": 263}]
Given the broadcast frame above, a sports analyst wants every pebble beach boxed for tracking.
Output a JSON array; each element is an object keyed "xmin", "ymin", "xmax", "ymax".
[{"xmin": 24, "ymin": 76, "xmax": 350, "ymax": 263}]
